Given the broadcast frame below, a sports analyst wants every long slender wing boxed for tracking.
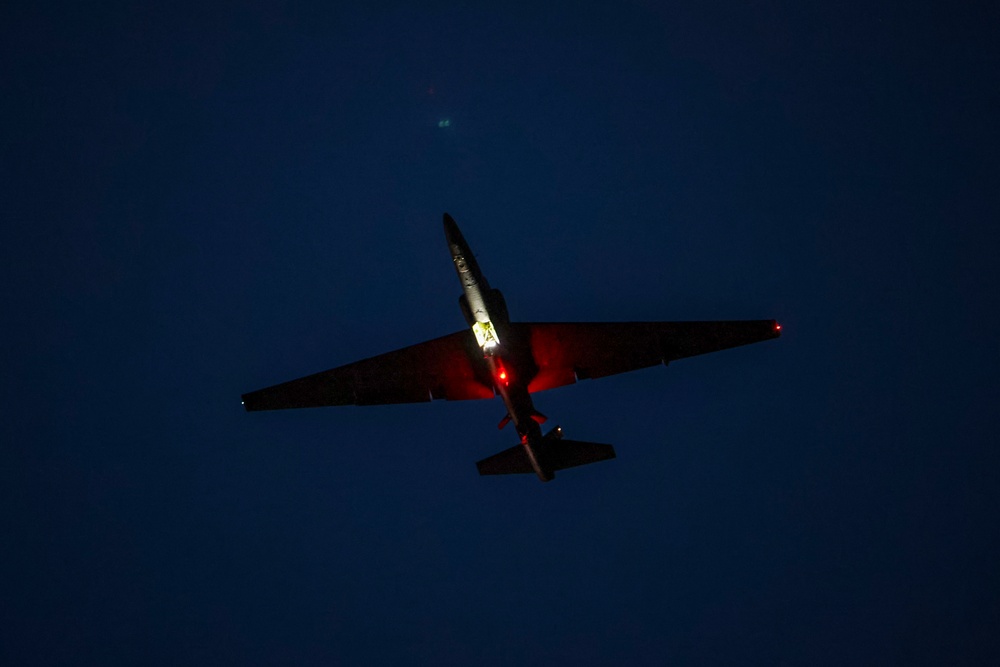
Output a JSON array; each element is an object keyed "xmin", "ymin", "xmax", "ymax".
[
  {"xmin": 521, "ymin": 320, "xmax": 781, "ymax": 393},
  {"xmin": 242, "ymin": 330, "xmax": 495, "ymax": 410}
]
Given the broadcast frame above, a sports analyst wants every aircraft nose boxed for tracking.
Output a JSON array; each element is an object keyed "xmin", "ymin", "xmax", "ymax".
[{"xmin": 443, "ymin": 212, "xmax": 464, "ymax": 246}]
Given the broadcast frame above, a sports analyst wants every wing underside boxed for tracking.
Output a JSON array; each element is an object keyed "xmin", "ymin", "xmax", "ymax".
[
  {"xmin": 243, "ymin": 320, "xmax": 779, "ymax": 409},
  {"xmin": 242, "ymin": 329, "xmax": 495, "ymax": 410},
  {"xmin": 522, "ymin": 320, "xmax": 780, "ymax": 393}
]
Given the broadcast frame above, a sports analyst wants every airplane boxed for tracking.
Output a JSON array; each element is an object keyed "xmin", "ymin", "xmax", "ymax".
[{"xmin": 242, "ymin": 213, "xmax": 781, "ymax": 482}]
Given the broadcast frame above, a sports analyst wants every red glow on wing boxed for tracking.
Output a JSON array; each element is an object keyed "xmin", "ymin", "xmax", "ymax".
[
  {"xmin": 499, "ymin": 370, "xmax": 506, "ymax": 380},
  {"xmin": 775, "ymin": 322, "xmax": 782, "ymax": 331}
]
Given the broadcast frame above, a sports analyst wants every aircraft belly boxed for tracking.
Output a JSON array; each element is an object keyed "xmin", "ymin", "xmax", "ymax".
[{"xmin": 465, "ymin": 289, "xmax": 490, "ymax": 323}]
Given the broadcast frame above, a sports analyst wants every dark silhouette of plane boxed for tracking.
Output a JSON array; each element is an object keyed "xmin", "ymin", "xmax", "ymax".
[{"xmin": 243, "ymin": 214, "xmax": 781, "ymax": 481}]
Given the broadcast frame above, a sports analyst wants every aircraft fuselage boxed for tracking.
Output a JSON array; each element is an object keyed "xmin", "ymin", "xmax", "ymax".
[{"xmin": 444, "ymin": 214, "xmax": 551, "ymax": 480}]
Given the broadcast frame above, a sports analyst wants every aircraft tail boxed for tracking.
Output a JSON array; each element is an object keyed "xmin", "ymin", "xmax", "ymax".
[
  {"xmin": 476, "ymin": 432, "xmax": 616, "ymax": 477},
  {"xmin": 547, "ymin": 438, "xmax": 617, "ymax": 471}
]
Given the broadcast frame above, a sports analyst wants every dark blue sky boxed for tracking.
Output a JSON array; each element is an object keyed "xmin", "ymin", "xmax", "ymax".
[{"xmin": 3, "ymin": 2, "xmax": 998, "ymax": 664}]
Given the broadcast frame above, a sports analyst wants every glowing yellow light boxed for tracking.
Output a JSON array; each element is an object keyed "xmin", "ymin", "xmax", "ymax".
[{"xmin": 472, "ymin": 320, "xmax": 500, "ymax": 350}]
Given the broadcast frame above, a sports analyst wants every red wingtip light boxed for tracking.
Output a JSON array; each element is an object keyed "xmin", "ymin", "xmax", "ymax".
[
  {"xmin": 499, "ymin": 370, "xmax": 506, "ymax": 380},
  {"xmin": 775, "ymin": 322, "xmax": 782, "ymax": 331}
]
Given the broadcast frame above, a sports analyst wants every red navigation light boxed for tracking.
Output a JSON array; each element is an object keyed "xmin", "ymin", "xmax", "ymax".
[
  {"xmin": 775, "ymin": 322, "xmax": 782, "ymax": 331},
  {"xmin": 499, "ymin": 370, "xmax": 507, "ymax": 381}
]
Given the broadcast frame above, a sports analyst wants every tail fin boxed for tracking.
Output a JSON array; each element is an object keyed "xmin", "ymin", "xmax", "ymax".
[{"xmin": 476, "ymin": 437, "xmax": 616, "ymax": 476}]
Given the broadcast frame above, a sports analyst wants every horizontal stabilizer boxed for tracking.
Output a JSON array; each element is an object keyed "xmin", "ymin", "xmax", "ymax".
[
  {"xmin": 476, "ymin": 438, "xmax": 616, "ymax": 476},
  {"xmin": 546, "ymin": 438, "xmax": 617, "ymax": 471},
  {"xmin": 476, "ymin": 444, "xmax": 534, "ymax": 475}
]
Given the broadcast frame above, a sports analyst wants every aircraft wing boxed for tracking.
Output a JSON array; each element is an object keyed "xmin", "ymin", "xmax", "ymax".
[
  {"xmin": 242, "ymin": 330, "xmax": 495, "ymax": 410},
  {"xmin": 521, "ymin": 320, "xmax": 781, "ymax": 393}
]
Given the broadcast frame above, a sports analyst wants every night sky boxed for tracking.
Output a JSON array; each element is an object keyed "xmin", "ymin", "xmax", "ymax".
[{"xmin": 3, "ymin": 2, "xmax": 999, "ymax": 664}]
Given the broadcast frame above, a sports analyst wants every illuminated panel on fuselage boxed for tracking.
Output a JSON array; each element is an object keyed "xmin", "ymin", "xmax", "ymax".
[{"xmin": 472, "ymin": 320, "xmax": 500, "ymax": 350}]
